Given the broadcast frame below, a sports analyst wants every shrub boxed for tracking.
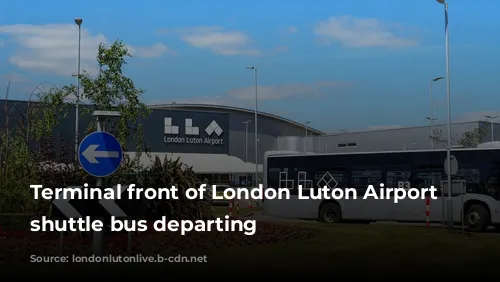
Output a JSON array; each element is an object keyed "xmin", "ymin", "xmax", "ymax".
[
  {"xmin": 0, "ymin": 134, "xmax": 216, "ymax": 230},
  {"xmin": 137, "ymin": 155, "xmax": 215, "ymax": 221}
]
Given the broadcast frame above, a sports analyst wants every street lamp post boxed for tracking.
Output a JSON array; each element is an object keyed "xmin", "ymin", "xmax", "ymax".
[
  {"xmin": 429, "ymin": 76, "xmax": 444, "ymax": 149},
  {"xmin": 436, "ymin": 0, "xmax": 453, "ymax": 230},
  {"xmin": 304, "ymin": 121, "xmax": 311, "ymax": 152},
  {"xmin": 74, "ymin": 18, "xmax": 83, "ymax": 161},
  {"xmin": 485, "ymin": 115, "xmax": 498, "ymax": 142},
  {"xmin": 425, "ymin": 116, "xmax": 438, "ymax": 148},
  {"xmin": 242, "ymin": 120, "xmax": 252, "ymax": 162},
  {"xmin": 246, "ymin": 66, "xmax": 258, "ymax": 186}
]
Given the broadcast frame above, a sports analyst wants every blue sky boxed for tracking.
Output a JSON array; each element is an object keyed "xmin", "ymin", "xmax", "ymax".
[{"xmin": 1, "ymin": 0, "xmax": 499, "ymax": 132}]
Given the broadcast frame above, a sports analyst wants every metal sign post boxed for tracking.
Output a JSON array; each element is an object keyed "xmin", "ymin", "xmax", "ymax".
[
  {"xmin": 52, "ymin": 185, "xmax": 130, "ymax": 255},
  {"xmin": 441, "ymin": 184, "xmax": 445, "ymax": 228},
  {"xmin": 59, "ymin": 231, "xmax": 64, "ymax": 256},
  {"xmin": 78, "ymin": 111, "xmax": 122, "ymax": 257},
  {"xmin": 53, "ymin": 186, "xmax": 83, "ymax": 255},
  {"xmin": 440, "ymin": 179, "xmax": 466, "ymax": 233},
  {"xmin": 98, "ymin": 184, "xmax": 129, "ymax": 254},
  {"xmin": 444, "ymin": 154, "xmax": 458, "ymax": 229},
  {"xmin": 459, "ymin": 180, "xmax": 466, "ymax": 234}
]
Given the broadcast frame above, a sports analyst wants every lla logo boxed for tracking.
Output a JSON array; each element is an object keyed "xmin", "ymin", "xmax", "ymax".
[
  {"xmin": 163, "ymin": 117, "xmax": 224, "ymax": 146},
  {"xmin": 205, "ymin": 120, "xmax": 223, "ymax": 137}
]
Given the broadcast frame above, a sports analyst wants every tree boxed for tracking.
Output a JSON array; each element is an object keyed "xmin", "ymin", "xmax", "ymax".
[
  {"xmin": 78, "ymin": 41, "xmax": 150, "ymax": 152},
  {"xmin": 0, "ymin": 39, "xmax": 215, "ymax": 223},
  {"xmin": 0, "ymin": 40, "xmax": 150, "ymax": 213},
  {"xmin": 28, "ymin": 85, "xmax": 75, "ymax": 143},
  {"xmin": 429, "ymin": 123, "xmax": 490, "ymax": 148},
  {"xmin": 0, "ymin": 80, "xmax": 77, "ymax": 214}
]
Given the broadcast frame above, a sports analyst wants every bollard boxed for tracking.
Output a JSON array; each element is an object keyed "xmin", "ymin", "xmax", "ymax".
[
  {"xmin": 228, "ymin": 199, "xmax": 233, "ymax": 216},
  {"xmin": 59, "ymin": 231, "xmax": 64, "ymax": 256},
  {"xmin": 236, "ymin": 198, "xmax": 240, "ymax": 215},
  {"xmin": 127, "ymin": 230, "xmax": 132, "ymax": 255},
  {"xmin": 425, "ymin": 196, "xmax": 430, "ymax": 228}
]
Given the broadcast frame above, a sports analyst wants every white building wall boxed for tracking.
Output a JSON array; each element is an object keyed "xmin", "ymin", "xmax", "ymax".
[{"xmin": 278, "ymin": 121, "xmax": 499, "ymax": 153}]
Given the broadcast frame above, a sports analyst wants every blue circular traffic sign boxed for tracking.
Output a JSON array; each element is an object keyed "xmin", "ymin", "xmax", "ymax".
[{"xmin": 78, "ymin": 131, "xmax": 123, "ymax": 177}]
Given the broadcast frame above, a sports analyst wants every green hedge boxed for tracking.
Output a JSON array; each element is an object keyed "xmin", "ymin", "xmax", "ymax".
[{"xmin": 0, "ymin": 213, "xmax": 33, "ymax": 229}]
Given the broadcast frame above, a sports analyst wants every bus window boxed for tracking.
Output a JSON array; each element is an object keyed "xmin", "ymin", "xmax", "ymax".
[
  {"xmin": 486, "ymin": 177, "xmax": 499, "ymax": 200},
  {"xmin": 415, "ymin": 169, "xmax": 444, "ymax": 196},
  {"xmin": 351, "ymin": 168, "xmax": 383, "ymax": 195},
  {"xmin": 454, "ymin": 164, "xmax": 482, "ymax": 194},
  {"xmin": 267, "ymin": 167, "xmax": 281, "ymax": 189},
  {"xmin": 386, "ymin": 168, "xmax": 411, "ymax": 188},
  {"xmin": 486, "ymin": 163, "xmax": 500, "ymax": 200},
  {"xmin": 278, "ymin": 169, "xmax": 295, "ymax": 190},
  {"xmin": 297, "ymin": 171, "xmax": 314, "ymax": 190}
]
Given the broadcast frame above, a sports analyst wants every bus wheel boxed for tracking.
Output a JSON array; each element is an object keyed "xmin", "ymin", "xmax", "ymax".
[
  {"xmin": 319, "ymin": 202, "xmax": 342, "ymax": 223},
  {"xmin": 465, "ymin": 204, "xmax": 490, "ymax": 232}
]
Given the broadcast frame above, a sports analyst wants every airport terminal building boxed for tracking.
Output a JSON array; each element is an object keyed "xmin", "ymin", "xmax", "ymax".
[
  {"xmin": 0, "ymin": 100, "xmax": 323, "ymax": 186},
  {"xmin": 1, "ymin": 99, "xmax": 497, "ymax": 186},
  {"xmin": 280, "ymin": 121, "xmax": 500, "ymax": 153},
  {"xmin": 133, "ymin": 103, "xmax": 323, "ymax": 185}
]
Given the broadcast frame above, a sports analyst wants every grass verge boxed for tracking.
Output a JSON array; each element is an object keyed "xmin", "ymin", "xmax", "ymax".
[{"xmin": 6, "ymin": 221, "xmax": 500, "ymax": 277}]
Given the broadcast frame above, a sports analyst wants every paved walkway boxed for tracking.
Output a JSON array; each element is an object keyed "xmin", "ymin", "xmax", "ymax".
[{"xmin": 236, "ymin": 213, "xmax": 499, "ymax": 234}]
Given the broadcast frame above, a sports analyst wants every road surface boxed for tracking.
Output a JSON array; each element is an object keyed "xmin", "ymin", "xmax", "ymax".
[{"xmin": 238, "ymin": 212, "xmax": 499, "ymax": 233}]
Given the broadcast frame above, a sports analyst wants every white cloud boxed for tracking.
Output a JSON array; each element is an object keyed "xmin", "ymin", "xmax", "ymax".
[
  {"xmin": 456, "ymin": 111, "xmax": 500, "ymax": 123},
  {"xmin": 228, "ymin": 81, "xmax": 350, "ymax": 100},
  {"xmin": 365, "ymin": 125, "xmax": 403, "ymax": 131},
  {"xmin": 314, "ymin": 16, "xmax": 417, "ymax": 48},
  {"xmin": 262, "ymin": 46, "xmax": 289, "ymax": 55},
  {"xmin": 0, "ymin": 24, "xmax": 173, "ymax": 76},
  {"xmin": 128, "ymin": 43, "xmax": 174, "ymax": 58},
  {"xmin": 164, "ymin": 26, "xmax": 259, "ymax": 56},
  {"xmin": 146, "ymin": 80, "xmax": 351, "ymax": 115},
  {"xmin": 274, "ymin": 46, "xmax": 288, "ymax": 52},
  {"xmin": 3, "ymin": 72, "xmax": 27, "ymax": 83}
]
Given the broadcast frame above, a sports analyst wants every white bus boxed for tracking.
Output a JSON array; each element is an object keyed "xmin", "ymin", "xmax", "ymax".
[{"xmin": 262, "ymin": 147, "xmax": 500, "ymax": 232}]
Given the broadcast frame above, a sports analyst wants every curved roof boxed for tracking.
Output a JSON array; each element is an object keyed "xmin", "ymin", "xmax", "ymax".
[{"xmin": 148, "ymin": 103, "xmax": 325, "ymax": 135}]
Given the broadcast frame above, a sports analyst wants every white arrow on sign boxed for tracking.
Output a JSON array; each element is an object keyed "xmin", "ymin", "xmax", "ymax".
[
  {"xmin": 82, "ymin": 144, "xmax": 120, "ymax": 164},
  {"xmin": 52, "ymin": 186, "xmax": 82, "ymax": 218},
  {"xmin": 99, "ymin": 185, "xmax": 127, "ymax": 217}
]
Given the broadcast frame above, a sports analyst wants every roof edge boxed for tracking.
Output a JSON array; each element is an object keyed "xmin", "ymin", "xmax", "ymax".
[
  {"xmin": 148, "ymin": 103, "xmax": 325, "ymax": 135},
  {"xmin": 0, "ymin": 99, "xmax": 324, "ymax": 135},
  {"xmin": 322, "ymin": 121, "xmax": 487, "ymax": 136}
]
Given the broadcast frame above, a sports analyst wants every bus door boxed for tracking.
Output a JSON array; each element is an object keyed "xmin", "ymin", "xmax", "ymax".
[
  {"xmin": 414, "ymin": 167, "xmax": 445, "ymax": 222},
  {"xmin": 385, "ymin": 167, "xmax": 412, "ymax": 221},
  {"xmin": 295, "ymin": 170, "xmax": 316, "ymax": 218},
  {"xmin": 349, "ymin": 167, "xmax": 387, "ymax": 220},
  {"xmin": 451, "ymin": 164, "xmax": 480, "ymax": 221}
]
